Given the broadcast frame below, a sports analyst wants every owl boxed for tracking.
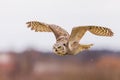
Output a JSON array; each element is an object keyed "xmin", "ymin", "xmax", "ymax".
[{"xmin": 26, "ymin": 21, "xmax": 113, "ymax": 56}]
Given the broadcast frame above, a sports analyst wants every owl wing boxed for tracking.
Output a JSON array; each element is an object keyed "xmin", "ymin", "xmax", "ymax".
[
  {"xmin": 26, "ymin": 21, "xmax": 69, "ymax": 39},
  {"xmin": 68, "ymin": 26, "xmax": 113, "ymax": 48}
]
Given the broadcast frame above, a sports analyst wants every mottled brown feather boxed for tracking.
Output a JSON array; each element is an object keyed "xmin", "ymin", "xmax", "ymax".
[
  {"xmin": 26, "ymin": 21, "xmax": 52, "ymax": 32},
  {"xmin": 69, "ymin": 26, "xmax": 113, "ymax": 48},
  {"xmin": 88, "ymin": 26, "xmax": 113, "ymax": 36},
  {"xmin": 26, "ymin": 21, "xmax": 69, "ymax": 39}
]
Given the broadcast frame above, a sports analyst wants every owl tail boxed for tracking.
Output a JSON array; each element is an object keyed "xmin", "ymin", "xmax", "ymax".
[
  {"xmin": 80, "ymin": 44, "xmax": 93, "ymax": 50},
  {"xmin": 87, "ymin": 26, "xmax": 113, "ymax": 37},
  {"xmin": 71, "ymin": 44, "xmax": 93, "ymax": 55}
]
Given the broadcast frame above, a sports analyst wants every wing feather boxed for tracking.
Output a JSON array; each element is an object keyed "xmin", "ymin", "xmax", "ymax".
[
  {"xmin": 88, "ymin": 26, "xmax": 113, "ymax": 36},
  {"xmin": 26, "ymin": 21, "xmax": 69, "ymax": 39},
  {"xmin": 69, "ymin": 26, "xmax": 113, "ymax": 48},
  {"xmin": 26, "ymin": 21, "xmax": 52, "ymax": 32}
]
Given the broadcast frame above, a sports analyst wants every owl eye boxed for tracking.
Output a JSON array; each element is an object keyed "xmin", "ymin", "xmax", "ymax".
[
  {"xmin": 55, "ymin": 49, "xmax": 58, "ymax": 52},
  {"xmin": 58, "ymin": 46, "xmax": 61, "ymax": 48},
  {"xmin": 63, "ymin": 44, "xmax": 66, "ymax": 46}
]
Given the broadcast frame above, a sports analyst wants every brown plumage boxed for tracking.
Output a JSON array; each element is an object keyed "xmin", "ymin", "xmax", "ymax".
[{"xmin": 26, "ymin": 21, "xmax": 114, "ymax": 56}]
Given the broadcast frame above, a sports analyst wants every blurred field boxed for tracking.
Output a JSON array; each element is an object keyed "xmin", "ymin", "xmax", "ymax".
[{"xmin": 0, "ymin": 49, "xmax": 120, "ymax": 80}]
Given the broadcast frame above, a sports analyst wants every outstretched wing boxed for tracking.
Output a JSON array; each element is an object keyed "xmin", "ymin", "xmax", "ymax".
[
  {"xmin": 26, "ymin": 21, "xmax": 69, "ymax": 39},
  {"xmin": 69, "ymin": 26, "xmax": 113, "ymax": 47}
]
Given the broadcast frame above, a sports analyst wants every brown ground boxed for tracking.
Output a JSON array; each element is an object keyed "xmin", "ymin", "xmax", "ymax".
[{"xmin": 0, "ymin": 49, "xmax": 120, "ymax": 80}]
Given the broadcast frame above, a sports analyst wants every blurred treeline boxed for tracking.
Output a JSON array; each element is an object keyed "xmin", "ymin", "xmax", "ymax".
[{"xmin": 0, "ymin": 49, "xmax": 120, "ymax": 80}]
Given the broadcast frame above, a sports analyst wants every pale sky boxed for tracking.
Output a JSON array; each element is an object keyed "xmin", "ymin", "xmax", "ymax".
[{"xmin": 0, "ymin": 0, "xmax": 120, "ymax": 52}]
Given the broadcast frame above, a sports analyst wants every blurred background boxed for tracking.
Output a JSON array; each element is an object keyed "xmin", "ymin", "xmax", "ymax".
[{"xmin": 0, "ymin": 0, "xmax": 120, "ymax": 80}]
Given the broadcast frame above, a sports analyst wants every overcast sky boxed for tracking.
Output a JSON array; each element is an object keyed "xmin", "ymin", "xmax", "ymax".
[{"xmin": 0, "ymin": 0, "xmax": 120, "ymax": 52}]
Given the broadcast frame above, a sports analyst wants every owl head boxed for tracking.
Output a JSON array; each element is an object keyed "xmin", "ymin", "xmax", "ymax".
[{"xmin": 53, "ymin": 42, "xmax": 67, "ymax": 56}]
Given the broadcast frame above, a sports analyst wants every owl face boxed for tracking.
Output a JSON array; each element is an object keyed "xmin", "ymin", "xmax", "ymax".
[{"xmin": 53, "ymin": 43, "xmax": 67, "ymax": 56}]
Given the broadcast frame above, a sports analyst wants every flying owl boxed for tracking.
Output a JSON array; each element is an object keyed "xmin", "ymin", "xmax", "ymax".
[{"xmin": 26, "ymin": 21, "xmax": 113, "ymax": 56}]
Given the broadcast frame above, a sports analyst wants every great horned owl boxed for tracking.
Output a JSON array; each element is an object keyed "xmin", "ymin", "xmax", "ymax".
[{"xmin": 26, "ymin": 21, "xmax": 113, "ymax": 56}]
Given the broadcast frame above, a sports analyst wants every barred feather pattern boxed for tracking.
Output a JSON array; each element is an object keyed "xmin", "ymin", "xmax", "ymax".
[
  {"xmin": 88, "ymin": 26, "xmax": 113, "ymax": 36},
  {"xmin": 26, "ymin": 21, "xmax": 52, "ymax": 32}
]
